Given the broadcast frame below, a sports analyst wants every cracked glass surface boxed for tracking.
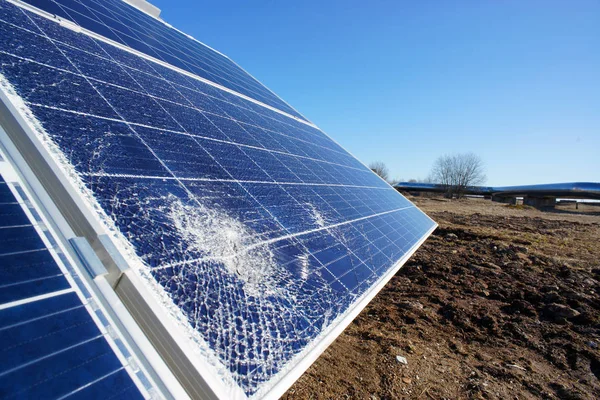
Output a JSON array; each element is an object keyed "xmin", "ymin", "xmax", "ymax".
[{"xmin": 0, "ymin": 1, "xmax": 436, "ymax": 396}]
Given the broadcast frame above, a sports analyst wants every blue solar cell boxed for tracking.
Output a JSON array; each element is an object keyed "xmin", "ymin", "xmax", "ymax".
[
  {"xmin": 134, "ymin": 127, "xmax": 231, "ymax": 180},
  {"xmin": 0, "ymin": 1, "xmax": 436, "ymax": 397},
  {"xmin": 0, "ymin": 186, "xmax": 13, "ymax": 203},
  {"xmin": 0, "ymin": 274, "xmax": 70, "ymax": 305},
  {"xmin": 0, "ymin": 225, "xmax": 46, "ymax": 254},
  {"xmin": 0, "ymin": 23, "xmax": 76, "ymax": 73},
  {"xmin": 94, "ymin": 39, "xmax": 159, "ymax": 75},
  {"xmin": 0, "ymin": 252, "xmax": 69, "ymax": 300},
  {"xmin": 156, "ymin": 101, "xmax": 230, "ymax": 139},
  {"xmin": 0, "ymin": 172, "xmax": 143, "ymax": 398},
  {"xmin": 56, "ymin": 42, "xmax": 143, "ymax": 89},
  {"xmin": 0, "ymin": 201, "xmax": 31, "ymax": 226}
]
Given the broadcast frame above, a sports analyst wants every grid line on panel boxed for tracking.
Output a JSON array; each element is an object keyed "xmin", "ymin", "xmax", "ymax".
[
  {"xmin": 9, "ymin": 349, "xmax": 113, "ymax": 396},
  {"xmin": 0, "ymin": 273, "xmax": 65, "ymax": 289},
  {"xmin": 53, "ymin": 366, "xmax": 126, "ymax": 400},
  {"xmin": 0, "ymin": 247, "xmax": 49, "ymax": 258},
  {"xmin": 0, "ymin": 303, "xmax": 84, "ymax": 332},
  {"xmin": 0, "ymin": 223, "xmax": 32, "ymax": 229}
]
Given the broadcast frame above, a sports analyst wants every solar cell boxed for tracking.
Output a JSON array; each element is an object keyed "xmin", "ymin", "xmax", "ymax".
[
  {"xmin": 0, "ymin": 0, "xmax": 437, "ymax": 398},
  {"xmin": 0, "ymin": 172, "xmax": 144, "ymax": 399}
]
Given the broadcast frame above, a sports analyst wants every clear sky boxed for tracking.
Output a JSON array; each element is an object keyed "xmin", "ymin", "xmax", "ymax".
[{"xmin": 151, "ymin": 0, "xmax": 599, "ymax": 185}]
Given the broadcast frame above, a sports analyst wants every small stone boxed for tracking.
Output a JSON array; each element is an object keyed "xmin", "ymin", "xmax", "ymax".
[
  {"xmin": 506, "ymin": 364, "xmax": 526, "ymax": 371},
  {"xmin": 398, "ymin": 301, "xmax": 424, "ymax": 311},
  {"xmin": 402, "ymin": 377, "xmax": 412, "ymax": 384},
  {"xmin": 516, "ymin": 252, "xmax": 532, "ymax": 264},
  {"xmin": 513, "ymin": 245, "xmax": 529, "ymax": 253},
  {"xmin": 564, "ymin": 290, "xmax": 586, "ymax": 301},
  {"xmin": 482, "ymin": 262, "xmax": 501, "ymax": 270},
  {"xmin": 445, "ymin": 233, "xmax": 458, "ymax": 240},
  {"xmin": 541, "ymin": 285, "xmax": 560, "ymax": 293},
  {"xmin": 544, "ymin": 303, "xmax": 580, "ymax": 319},
  {"xmin": 543, "ymin": 292, "xmax": 561, "ymax": 303},
  {"xmin": 583, "ymin": 278, "xmax": 596, "ymax": 286},
  {"xmin": 396, "ymin": 355, "xmax": 408, "ymax": 365}
]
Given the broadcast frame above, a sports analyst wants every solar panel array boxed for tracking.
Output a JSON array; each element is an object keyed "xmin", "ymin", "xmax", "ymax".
[
  {"xmin": 0, "ymin": 0, "xmax": 436, "ymax": 397},
  {"xmin": 0, "ymin": 174, "xmax": 143, "ymax": 399}
]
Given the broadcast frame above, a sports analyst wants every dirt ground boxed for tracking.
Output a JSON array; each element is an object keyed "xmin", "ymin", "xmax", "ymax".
[{"xmin": 283, "ymin": 197, "xmax": 600, "ymax": 399}]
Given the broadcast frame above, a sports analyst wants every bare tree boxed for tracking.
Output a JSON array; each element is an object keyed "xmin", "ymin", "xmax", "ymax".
[
  {"xmin": 408, "ymin": 178, "xmax": 431, "ymax": 183},
  {"xmin": 369, "ymin": 161, "xmax": 390, "ymax": 182},
  {"xmin": 430, "ymin": 153, "xmax": 486, "ymax": 198},
  {"xmin": 389, "ymin": 177, "xmax": 404, "ymax": 186}
]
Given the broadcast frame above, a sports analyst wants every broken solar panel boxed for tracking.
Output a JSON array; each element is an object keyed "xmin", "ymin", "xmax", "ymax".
[
  {"xmin": 0, "ymin": 0, "xmax": 436, "ymax": 398},
  {"xmin": 0, "ymin": 173, "xmax": 144, "ymax": 399}
]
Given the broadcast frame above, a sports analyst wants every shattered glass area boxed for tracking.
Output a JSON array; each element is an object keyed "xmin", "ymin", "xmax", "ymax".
[{"xmin": 0, "ymin": 1, "xmax": 436, "ymax": 396}]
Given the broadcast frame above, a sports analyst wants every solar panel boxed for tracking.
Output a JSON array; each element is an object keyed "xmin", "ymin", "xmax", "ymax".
[
  {"xmin": 0, "ymin": 172, "xmax": 144, "ymax": 399},
  {"xmin": 0, "ymin": 0, "xmax": 437, "ymax": 398}
]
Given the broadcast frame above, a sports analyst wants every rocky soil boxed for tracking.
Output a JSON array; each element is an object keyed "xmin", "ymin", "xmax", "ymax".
[{"xmin": 284, "ymin": 198, "xmax": 600, "ymax": 399}]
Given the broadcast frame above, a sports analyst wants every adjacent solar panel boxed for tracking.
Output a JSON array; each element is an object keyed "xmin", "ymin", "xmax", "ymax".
[
  {"xmin": 0, "ymin": 0, "xmax": 437, "ymax": 398},
  {"xmin": 0, "ymin": 173, "xmax": 144, "ymax": 399}
]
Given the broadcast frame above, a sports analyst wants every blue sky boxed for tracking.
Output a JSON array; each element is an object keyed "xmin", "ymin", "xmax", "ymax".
[{"xmin": 151, "ymin": 0, "xmax": 599, "ymax": 185}]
